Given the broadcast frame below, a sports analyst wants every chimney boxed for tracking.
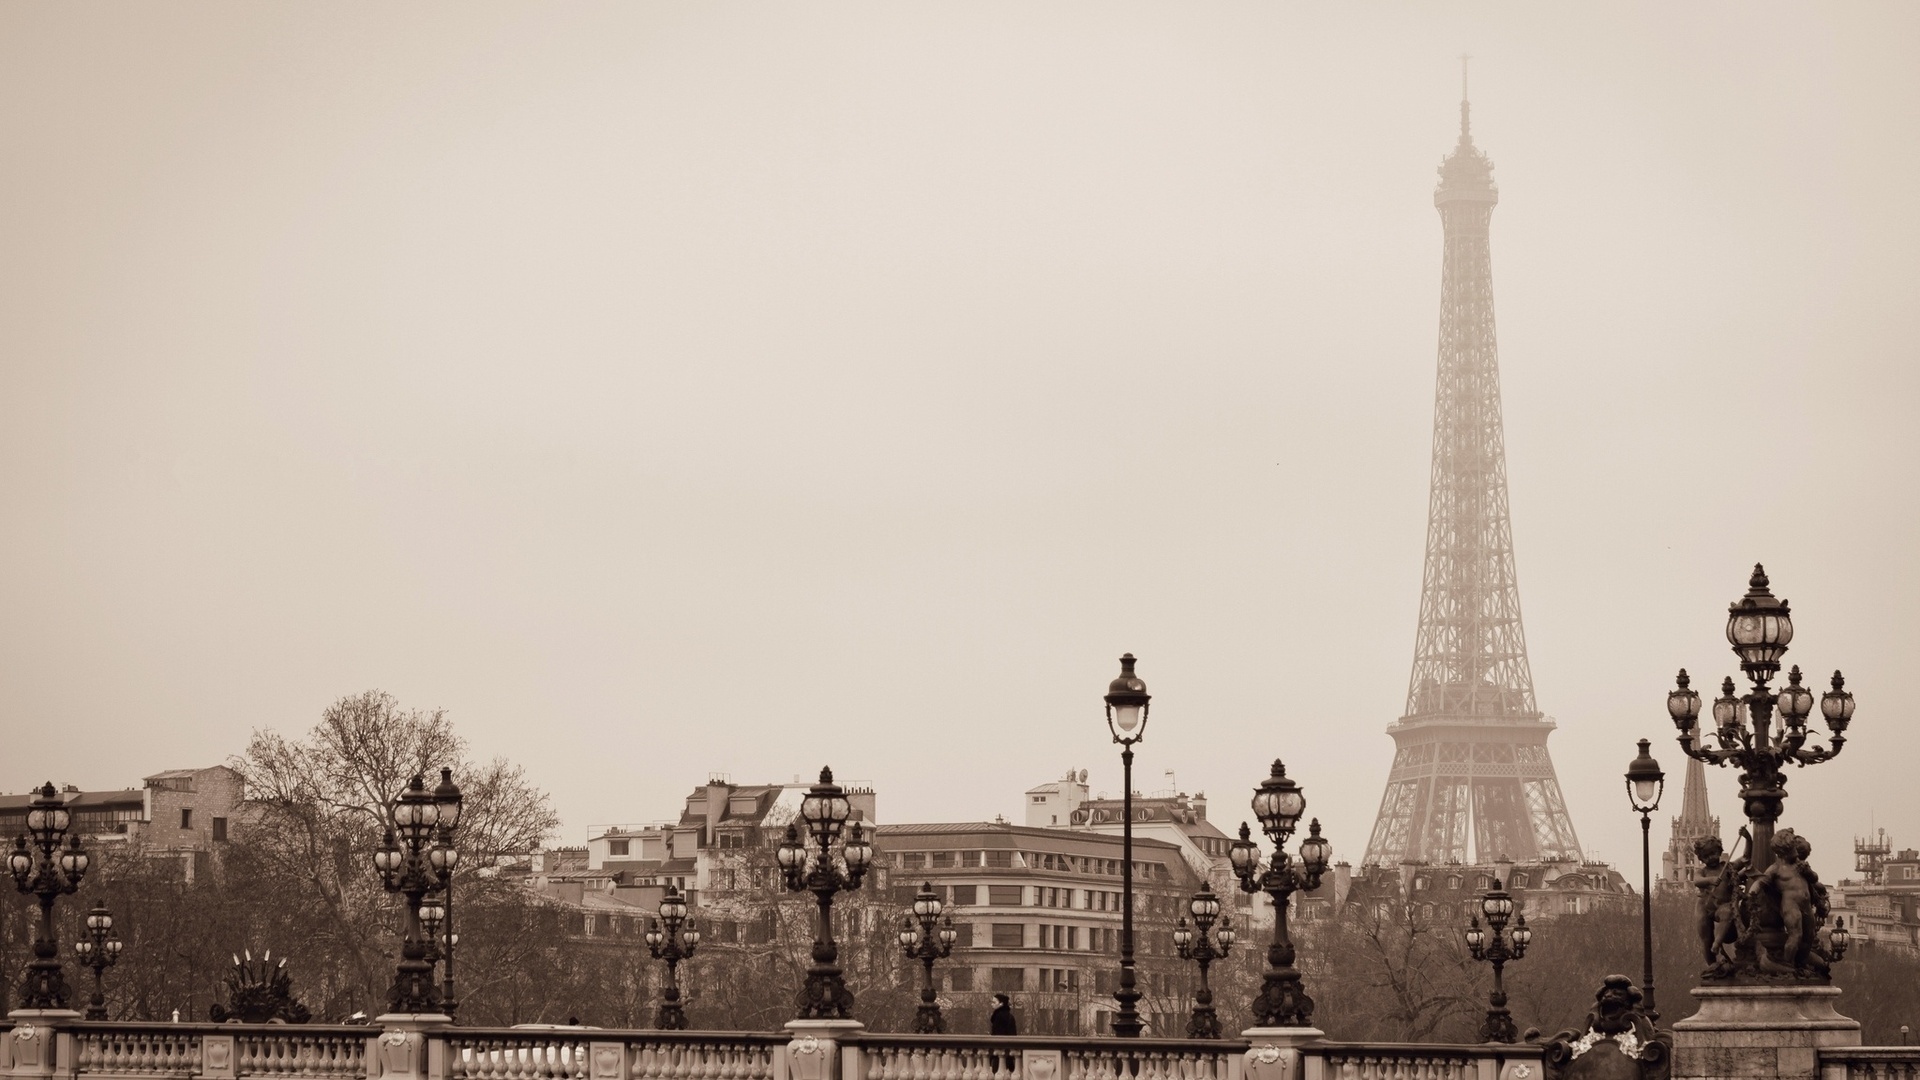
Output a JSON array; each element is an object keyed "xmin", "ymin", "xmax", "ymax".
[
  {"xmin": 704, "ymin": 778, "xmax": 730, "ymax": 846},
  {"xmin": 1493, "ymin": 853, "xmax": 1514, "ymax": 890},
  {"xmin": 1334, "ymin": 861, "xmax": 1352, "ymax": 909}
]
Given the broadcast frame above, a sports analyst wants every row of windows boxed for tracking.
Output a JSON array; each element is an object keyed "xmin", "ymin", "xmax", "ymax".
[
  {"xmin": 987, "ymin": 922, "xmax": 1122, "ymax": 953},
  {"xmin": 889, "ymin": 882, "xmax": 1167, "ymax": 913},
  {"xmin": 890, "ymin": 850, "xmax": 1172, "ymax": 880}
]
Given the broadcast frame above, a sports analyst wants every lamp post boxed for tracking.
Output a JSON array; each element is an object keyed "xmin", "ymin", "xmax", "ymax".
[
  {"xmin": 73, "ymin": 903, "xmax": 123, "ymax": 1020},
  {"xmin": 1625, "ymin": 739, "xmax": 1665, "ymax": 1020},
  {"xmin": 1228, "ymin": 760, "xmax": 1330, "ymax": 1029},
  {"xmin": 1171, "ymin": 883, "xmax": 1235, "ymax": 1039},
  {"xmin": 373, "ymin": 771, "xmax": 461, "ymax": 1016},
  {"xmin": 430, "ymin": 768, "xmax": 464, "ymax": 1018},
  {"xmin": 1666, "ymin": 565, "xmax": 1854, "ymax": 980},
  {"xmin": 8, "ymin": 781, "xmax": 90, "ymax": 1011},
  {"xmin": 1102, "ymin": 653, "xmax": 1150, "ymax": 1037},
  {"xmin": 898, "ymin": 881, "xmax": 957, "ymax": 1033},
  {"xmin": 645, "ymin": 885, "xmax": 700, "ymax": 1029},
  {"xmin": 777, "ymin": 767, "xmax": 874, "ymax": 1020},
  {"xmin": 1464, "ymin": 880, "xmax": 1530, "ymax": 1043}
]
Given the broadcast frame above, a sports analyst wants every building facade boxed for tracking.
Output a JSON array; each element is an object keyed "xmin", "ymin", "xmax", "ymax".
[{"xmin": 0, "ymin": 766, "xmax": 244, "ymax": 881}]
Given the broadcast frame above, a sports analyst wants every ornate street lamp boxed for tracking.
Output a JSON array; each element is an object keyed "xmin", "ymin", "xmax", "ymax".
[
  {"xmin": 778, "ymin": 767, "xmax": 874, "ymax": 1020},
  {"xmin": 9, "ymin": 781, "xmax": 90, "ymax": 1011},
  {"xmin": 1102, "ymin": 653, "xmax": 1150, "ymax": 1036},
  {"xmin": 898, "ymin": 881, "xmax": 958, "ymax": 1033},
  {"xmin": 1667, "ymin": 565, "xmax": 1854, "ymax": 981},
  {"xmin": 73, "ymin": 903, "xmax": 123, "ymax": 1020},
  {"xmin": 430, "ymin": 768, "xmax": 463, "ymax": 1017},
  {"xmin": 1229, "ymin": 760, "xmax": 1330, "ymax": 1029},
  {"xmin": 1464, "ymin": 880, "xmax": 1531, "ymax": 1043},
  {"xmin": 1172, "ymin": 883, "xmax": 1234, "ymax": 1039},
  {"xmin": 1625, "ymin": 739, "xmax": 1665, "ymax": 1020},
  {"xmin": 373, "ymin": 771, "xmax": 460, "ymax": 1015},
  {"xmin": 645, "ymin": 885, "xmax": 700, "ymax": 1029}
]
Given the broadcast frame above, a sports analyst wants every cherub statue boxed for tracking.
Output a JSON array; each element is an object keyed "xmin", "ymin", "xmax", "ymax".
[
  {"xmin": 1698, "ymin": 830, "xmax": 1747, "ymax": 977},
  {"xmin": 1749, "ymin": 828, "xmax": 1825, "ymax": 978}
]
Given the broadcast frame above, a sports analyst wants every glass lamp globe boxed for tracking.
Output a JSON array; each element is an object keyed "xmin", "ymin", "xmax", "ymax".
[
  {"xmin": 1668, "ymin": 670, "xmax": 1702, "ymax": 731},
  {"xmin": 1104, "ymin": 654, "xmax": 1151, "ymax": 741},
  {"xmin": 1298, "ymin": 819, "xmax": 1332, "ymax": 875},
  {"xmin": 1229, "ymin": 824, "xmax": 1261, "ymax": 877},
  {"xmin": 1822, "ymin": 671, "xmax": 1855, "ymax": 734},
  {"xmin": 1252, "ymin": 761, "xmax": 1307, "ymax": 840}
]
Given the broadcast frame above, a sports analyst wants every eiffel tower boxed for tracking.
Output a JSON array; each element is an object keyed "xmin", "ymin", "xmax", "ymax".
[{"xmin": 1361, "ymin": 78, "xmax": 1583, "ymax": 867}]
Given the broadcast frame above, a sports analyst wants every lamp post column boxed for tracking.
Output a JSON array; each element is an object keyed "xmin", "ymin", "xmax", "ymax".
[
  {"xmin": 1625, "ymin": 739, "xmax": 1664, "ymax": 1021},
  {"xmin": 1230, "ymin": 761, "xmax": 1330, "ymax": 1030},
  {"xmin": 1102, "ymin": 654, "xmax": 1150, "ymax": 1037}
]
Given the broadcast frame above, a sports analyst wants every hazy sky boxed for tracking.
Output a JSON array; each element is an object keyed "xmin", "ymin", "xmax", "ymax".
[{"xmin": 2, "ymin": 4, "xmax": 1916, "ymax": 878}]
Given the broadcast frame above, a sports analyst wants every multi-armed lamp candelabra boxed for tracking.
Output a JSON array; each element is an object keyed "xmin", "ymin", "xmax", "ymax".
[
  {"xmin": 1667, "ymin": 566, "xmax": 1855, "ymax": 980},
  {"xmin": 897, "ymin": 882, "xmax": 958, "ymax": 1033},
  {"xmin": 1171, "ymin": 883, "xmax": 1235, "ymax": 1039},
  {"xmin": 1228, "ymin": 760, "xmax": 1331, "ymax": 1029},
  {"xmin": 73, "ymin": 903, "xmax": 124, "ymax": 1020},
  {"xmin": 8, "ymin": 782, "xmax": 90, "ymax": 1011},
  {"xmin": 644, "ymin": 885, "xmax": 701, "ymax": 1029},
  {"xmin": 1464, "ymin": 880, "xmax": 1531, "ymax": 1043},
  {"xmin": 372, "ymin": 769, "xmax": 462, "ymax": 1015},
  {"xmin": 776, "ymin": 767, "xmax": 874, "ymax": 1020}
]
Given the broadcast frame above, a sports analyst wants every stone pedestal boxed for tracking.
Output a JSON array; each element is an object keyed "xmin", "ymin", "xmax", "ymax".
[
  {"xmin": 2, "ymin": 1011, "xmax": 81, "ymax": 1080},
  {"xmin": 1242, "ymin": 1027, "xmax": 1324, "ymax": 1080},
  {"xmin": 371, "ymin": 1014, "xmax": 453, "ymax": 1080},
  {"xmin": 784, "ymin": 1019, "xmax": 863, "ymax": 1080},
  {"xmin": 1671, "ymin": 986, "xmax": 1858, "ymax": 1080}
]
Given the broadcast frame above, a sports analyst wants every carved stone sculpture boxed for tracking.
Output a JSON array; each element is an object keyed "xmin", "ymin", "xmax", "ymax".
[
  {"xmin": 210, "ymin": 951, "xmax": 312, "ymax": 1024},
  {"xmin": 1543, "ymin": 976, "xmax": 1671, "ymax": 1080}
]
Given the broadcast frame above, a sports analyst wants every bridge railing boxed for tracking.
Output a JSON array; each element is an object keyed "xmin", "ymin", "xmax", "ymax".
[
  {"xmin": 1, "ymin": 1019, "xmax": 1542, "ymax": 1080},
  {"xmin": 1816, "ymin": 1046, "xmax": 1920, "ymax": 1079}
]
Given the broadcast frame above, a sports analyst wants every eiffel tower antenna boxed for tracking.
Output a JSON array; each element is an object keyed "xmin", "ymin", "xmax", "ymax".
[
  {"xmin": 1459, "ymin": 54, "xmax": 1473, "ymax": 140},
  {"xmin": 1362, "ymin": 86, "xmax": 1584, "ymax": 868}
]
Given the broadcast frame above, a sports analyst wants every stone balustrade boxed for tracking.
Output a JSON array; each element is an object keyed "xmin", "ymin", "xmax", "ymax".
[
  {"xmin": 1817, "ymin": 1047, "xmax": 1920, "ymax": 1080},
  {"xmin": 0, "ymin": 1017, "xmax": 1566, "ymax": 1080}
]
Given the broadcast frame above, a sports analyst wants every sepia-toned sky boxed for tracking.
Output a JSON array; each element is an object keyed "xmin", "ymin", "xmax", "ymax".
[{"xmin": 2, "ymin": 3, "xmax": 1917, "ymax": 878}]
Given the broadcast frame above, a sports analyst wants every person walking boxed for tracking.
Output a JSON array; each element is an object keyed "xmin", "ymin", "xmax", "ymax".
[{"xmin": 990, "ymin": 993, "xmax": 1018, "ymax": 1036}]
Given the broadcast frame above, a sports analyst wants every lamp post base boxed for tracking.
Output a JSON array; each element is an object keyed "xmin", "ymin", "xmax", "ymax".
[
  {"xmin": 1250, "ymin": 968, "xmax": 1314, "ymax": 1029},
  {"xmin": 912, "ymin": 1002, "xmax": 946, "ymax": 1034},
  {"xmin": 1479, "ymin": 1005, "xmax": 1518, "ymax": 1044},
  {"xmin": 1110, "ymin": 985, "xmax": 1144, "ymax": 1037},
  {"xmin": 1187, "ymin": 1005, "xmax": 1221, "ymax": 1040},
  {"xmin": 796, "ymin": 965, "xmax": 855, "ymax": 1021}
]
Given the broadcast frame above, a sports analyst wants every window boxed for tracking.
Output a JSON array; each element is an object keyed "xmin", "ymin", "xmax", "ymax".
[
  {"xmin": 931, "ymin": 851, "xmax": 955, "ymax": 869},
  {"xmin": 211, "ymin": 817, "xmax": 227, "ymax": 842},
  {"xmin": 608, "ymin": 839, "xmax": 629, "ymax": 857},
  {"xmin": 180, "ymin": 808, "xmax": 193, "ymax": 829},
  {"xmin": 991, "ymin": 923, "xmax": 1026, "ymax": 948},
  {"xmin": 951, "ymin": 884, "xmax": 979, "ymax": 906},
  {"xmin": 986, "ymin": 851, "xmax": 1013, "ymax": 869},
  {"xmin": 1511, "ymin": 872, "xmax": 1529, "ymax": 888},
  {"xmin": 987, "ymin": 885, "xmax": 1024, "ymax": 906},
  {"xmin": 951, "ymin": 922, "xmax": 974, "ymax": 948},
  {"xmin": 990, "ymin": 968, "xmax": 1025, "ymax": 992},
  {"xmin": 899, "ymin": 852, "xmax": 925, "ymax": 869},
  {"xmin": 946, "ymin": 968, "xmax": 974, "ymax": 991},
  {"xmin": 1067, "ymin": 926, "xmax": 1079, "ymax": 949}
]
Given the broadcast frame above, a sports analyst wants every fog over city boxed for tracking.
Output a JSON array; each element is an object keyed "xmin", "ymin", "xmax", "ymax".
[{"xmin": 1, "ymin": 4, "xmax": 1916, "ymax": 880}]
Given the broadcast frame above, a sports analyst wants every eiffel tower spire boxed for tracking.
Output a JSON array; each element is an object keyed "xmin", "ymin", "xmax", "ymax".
[{"xmin": 1362, "ymin": 87, "xmax": 1584, "ymax": 867}]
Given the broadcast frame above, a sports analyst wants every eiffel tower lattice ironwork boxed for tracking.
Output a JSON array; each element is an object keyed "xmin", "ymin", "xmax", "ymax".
[{"xmin": 1362, "ymin": 82, "xmax": 1583, "ymax": 867}]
